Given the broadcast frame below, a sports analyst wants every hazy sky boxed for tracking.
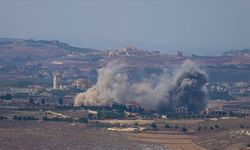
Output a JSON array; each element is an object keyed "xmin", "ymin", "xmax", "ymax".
[{"xmin": 0, "ymin": 1, "xmax": 250, "ymax": 55}]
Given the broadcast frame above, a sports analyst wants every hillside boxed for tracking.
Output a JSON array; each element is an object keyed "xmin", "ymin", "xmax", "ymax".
[{"xmin": 0, "ymin": 38, "xmax": 100, "ymax": 59}]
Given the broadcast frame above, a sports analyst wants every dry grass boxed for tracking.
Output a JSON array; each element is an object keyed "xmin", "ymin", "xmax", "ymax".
[
  {"xmin": 130, "ymin": 131, "xmax": 207, "ymax": 150},
  {"xmin": 158, "ymin": 119, "xmax": 204, "ymax": 125},
  {"xmin": 94, "ymin": 119, "xmax": 155, "ymax": 126},
  {"xmin": 0, "ymin": 121, "xmax": 164, "ymax": 150}
]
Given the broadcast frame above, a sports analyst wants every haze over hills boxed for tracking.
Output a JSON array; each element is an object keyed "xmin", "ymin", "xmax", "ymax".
[
  {"xmin": 1, "ymin": 1, "xmax": 250, "ymax": 150},
  {"xmin": 0, "ymin": 38, "xmax": 100, "ymax": 58},
  {"xmin": 1, "ymin": 38, "xmax": 250, "ymax": 83}
]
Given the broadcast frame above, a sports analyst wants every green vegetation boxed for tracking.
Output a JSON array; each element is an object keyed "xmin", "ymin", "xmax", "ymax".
[
  {"xmin": 240, "ymin": 124, "xmax": 245, "ymax": 129},
  {"xmin": 151, "ymin": 123, "xmax": 157, "ymax": 130},
  {"xmin": 58, "ymin": 97, "xmax": 63, "ymax": 105},
  {"xmin": 165, "ymin": 124, "xmax": 171, "ymax": 128},
  {"xmin": 13, "ymin": 115, "xmax": 39, "ymax": 121},
  {"xmin": 97, "ymin": 110, "xmax": 124, "ymax": 119},
  {"xmin": 29, "ymin": 98, "xmax": 34, "ymax": 104},
  {"xmin": 0, "ymin": 116, "xmax": 8, "ymax": 120},
  {"xmin": 79, "ymin": 117, "xmax": 88, "ymax": 123},
  {"xmin": 197, "ymin": 126, "xmax": 202, "ymax": 131},
  {"xmin": 0, "ymin": 93, "xmax": 12, "ymax": 100},
  {"xmin": 214, "ymin": 124, "xmax": 220, "ymax": 129},
  {"xmin": 182, "ymin": 127, "xmax": 187, "ymax": 132}
]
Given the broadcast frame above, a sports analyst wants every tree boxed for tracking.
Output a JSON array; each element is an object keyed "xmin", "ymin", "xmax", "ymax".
[
  {"xmin": 58, "ymin": 97, "xmax": 63, "ymax": 105},
  {"xmin": 5, "ymin": 93, "xmax": 12, "ymax": 100},
  {"xmin": 151, "ymin": 123, "xmax": 157, "ymax": 130},
  {"xmin": 0, "ymin": 116, "xmax": 7, "ymax": 120},
  {"xmin": 13, "ymin": 115, "xmax": 18, "ymax": 120},
  {"xmin": 79, "ymin": 117, "xmax": 88, "ymax": 123},
  {"xmin": 165, "ymin": 124, "xmax": 171, "ymax": 129},
  {"xmin": 1, "ymin": 93, "xmax": 12, "ymax": 100},
  {"xmin": 0, "ymin": 95, "xmax": 4, "ymax": 100},
  {"xmin": 29, "ymin": 98, "xmax": 34, "ymax": 104},
  {"xmin": 182, "ymin": 127, "xmax": 187, "ymax": 132},
  {"xmin": 240, "ymin": 124, "xmax": 244, "ymax": 129},
  {"xmin": 198, "ymin": 126, "xmax": 202, "ymax": 131},
  {"xmin": 42, "ymin": 116, "xmax": 48, "ymax": 121},
  {"xmin": 88, "ymin": 113, "xmax": 93, "ymax": 119},
  {"xmin": 214, "ymin": 124, "xmax": 220, "ymax": 129},
  {"xmin": 41, "ymin": 98, "xmax": 45, "ymax": 105}
]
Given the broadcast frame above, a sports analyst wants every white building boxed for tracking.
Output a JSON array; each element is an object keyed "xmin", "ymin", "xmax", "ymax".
[{"xmin": 53, "ymin": 73, "xmax": 61, "ymax": 90}]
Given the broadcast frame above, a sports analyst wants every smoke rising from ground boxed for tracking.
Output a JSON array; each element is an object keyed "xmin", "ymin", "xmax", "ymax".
[{"xmin": 74, "ymin": 59, "xmax": 208, "ymax": 113}]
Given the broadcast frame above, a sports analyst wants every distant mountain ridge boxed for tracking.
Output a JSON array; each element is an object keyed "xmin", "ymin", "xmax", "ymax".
[
  {"xmin": 0, "ymin": 38, "xmax": 101, "ymax": 59},
  {"xmin": 0, "ymin": 38, "xmax": 96, "ymax": 52}
]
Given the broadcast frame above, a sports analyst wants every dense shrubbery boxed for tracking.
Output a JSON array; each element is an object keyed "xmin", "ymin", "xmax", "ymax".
[
  {"xmin": 79, "ymin": 117, "xmax": 88, "ymax": 123},
  {"xmin": 0, "ymin": 93, "xmax": 12, "ymax": 100},
  {"xmin": 0, "ymin": 116, "xmax": 8, "ymax": 120},
  {"xmin": 165, "ymin": 124, "xmax": 171, "ymax": 129},
  {"xmin": 214, "ymin": 124, "xmax": 220, "ymax": 129},
  {"xmin": 97, "ymin": 111, "xmax": 124, "ymax": 119},
  {"xmin": 13, "ymin": 115, "xmax": 39, "ymax": 121},
  {"xmin": 196, "ymin": 126, "xmax": 200, "ymax": 130},
  {"xmin": 151, "ymin": 123, "xmax": 157, "ymax": 130},
  {"xmin": 240, "ymin": 124, "xmax": 245, "ymax": 129},
  {"xmin": 182, "ymin": 127, "xmax": 187, "ymax": 132},
  {"xmin": 42, "ymin": 115, "xmax": 88, "ymax": 123}
]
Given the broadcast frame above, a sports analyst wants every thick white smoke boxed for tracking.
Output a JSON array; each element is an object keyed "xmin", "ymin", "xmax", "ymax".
[
  {"xmin": 74, "ymin": 59, "xmax": 207, "ymax": 112},
  {"xmin": 74, "ymin": 59, "xmax": 129, "ymax": 106}
]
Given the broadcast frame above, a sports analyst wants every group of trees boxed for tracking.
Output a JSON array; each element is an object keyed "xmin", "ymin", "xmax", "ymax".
[
  {"xmin": 42, "ymin": 116, "xmax": 72, "ymax": 122},
  {"xmin": 0, "ymin": 116, "xmax": 8, "ymax": 120},
  {"xmin": 42, "ymin": 116, "xmax": 88, "ymax": 123},
  {"xmin": 164, "ymin": 123, "xmax": 186, "ymax": 132},
  {"xmin": 0, "ymin": 93, "xmax": 12, "ymax": 100},
  {"xmin": 13, "ymin": 115, "xmax": 39, "ymax": 121},
  {"xmin": 151, "ymin": 123, "xmax": 188, "ymax": 132},
  {"xmin": 42, "ymin": 116, "xmax": 74, "ymax": 123},
  {"xmin": 29, "ymin": 97, "xmax": 64, "ymax": 105},
  {"xmin": 97, "ymin": 110, "xmax": 124, "ymax": 119},
  {"xmin": 197, "ymin": 124, "xmax": 221, "ymax": 131}
]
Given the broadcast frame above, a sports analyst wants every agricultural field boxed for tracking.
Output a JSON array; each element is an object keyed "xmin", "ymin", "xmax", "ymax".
[
  {"xmin": 0, "ymin": 121, "xmax": 165, "ymax": 150},
  {"xmin": 130, "ymin": 131, "xmax": 206, "ymax": 150},
  {"xmin": 0, "ymin": 99, "xmax": 249, "ymax": 150}
]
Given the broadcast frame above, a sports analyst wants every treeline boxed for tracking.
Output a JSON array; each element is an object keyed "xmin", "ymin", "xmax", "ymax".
[
  {"xmin": 42, "ymin": 116, "xmax": 88, "ymax": 123},
  {"xmin": 0, "ymin": 115, "xmax": 8, "ymax": 120},
  {"xmin": 0, "ymin": 93, "xmax": 12, "ymax": 100},
  {"xmin": 13, "ymin": 115, "xmax": 39, "ymax": 121}
]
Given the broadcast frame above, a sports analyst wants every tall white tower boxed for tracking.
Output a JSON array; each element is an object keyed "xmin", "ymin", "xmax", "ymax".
[{"xmin": 53, "ymin": 73, "xmax": 60, "ymax": 89}]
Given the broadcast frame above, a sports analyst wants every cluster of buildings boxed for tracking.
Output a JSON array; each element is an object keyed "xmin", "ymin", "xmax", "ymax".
[
  {"xmin": 222, "ymin": 49, "xmax": 250, "ymax": 57},
  {"xmin": 106, "ymin": 47, "xmax": 161, "ymax": 58},
  {"xmin": 207, "ymin": 81, "xmax": 250, "ymax": 100}
]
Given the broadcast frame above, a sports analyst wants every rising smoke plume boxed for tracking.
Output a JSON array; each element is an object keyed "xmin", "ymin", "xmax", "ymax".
[{"xmin": 74, "ymin": 59, "xmax": 208, "ymax": 113}]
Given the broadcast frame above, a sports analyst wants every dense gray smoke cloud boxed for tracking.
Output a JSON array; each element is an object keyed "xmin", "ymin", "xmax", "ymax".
[
  {"xmin": 158, "ymin": 61, "xmax": 208, "ymax": 113},
  {"xmin": 74, "ymin": 59, "xmax": 208, "ymax": 113}
]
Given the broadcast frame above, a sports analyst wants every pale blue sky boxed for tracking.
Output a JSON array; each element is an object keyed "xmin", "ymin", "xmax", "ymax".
[{"xmin": 0, "ymin": 1, "xmax": 250, "ymax": 55}]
